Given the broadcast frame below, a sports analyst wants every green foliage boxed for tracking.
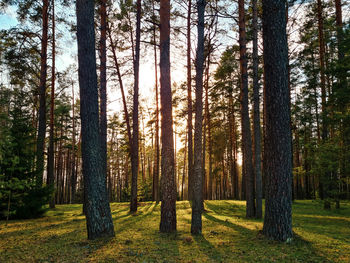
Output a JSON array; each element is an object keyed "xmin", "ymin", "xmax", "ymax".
[
  {"xmin": 138, "ymin": 178, "xmax": 152, "ymax": 202},
  {"xmin": 0, "ymin": 85, "xmax": 52, "ymax": 219},
  {"xmin": 120, "ymin": 185, "xmax": 131, "ymax": 202},
  {"xmin": 292, "ymin": 2, "xmax": 350, "ymax": 202},
  {"xmin": 0, "ymin": 176, "xmax": 51, "ymax": 219}
]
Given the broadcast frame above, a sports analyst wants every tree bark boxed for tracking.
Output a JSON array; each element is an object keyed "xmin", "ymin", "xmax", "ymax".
[
  {"xmin": 317, "ymin": 0, "xmax": 327, "ymax": 142},
  {"xmin": 252, "ymin": 0, "xmax": 262, "ymax": 219},
  {"xmin": 99, "ymin": 0, "xmax": 108, "ymax": 200},
  {"xmin": 317, "ymin": 0, "xmax": 328, "ymax": 206},
  {"xmin": 130, "ymin": 0, "xmax": 141, "ymax": 213},
  {"xmin": 71, "ymin": 82, "xmax": 77, "ymax": 203},
  {"xmin": 238, "ymin": 0, "xmax": 255, "ymax": 218},
  {"xmin": 335, "ymin": 0, "xmax": 343, "ymax": 61},
  {"xmin": 159, "ymin": 0, "xmax": 176, "ymax": 233},
  {"xmin": 262, "ymin": 0, "xmax": 292, "ymax": 241},
  {"xmin": 206, "ymin": 65, "xmax": 213, "ymax": 201},
  {"xmin": 202, "ymin": 55, "xmax": 211, "ymax": 201},
  {"xmin": 187, "ymin": 0, "xmax": 194, "ymax": 201},
  {"xmin": 152, "ymin": 0, "xmax": 160, "ymax": 203},
  {"xmin": 182, "ymin": 133, "xmax": 187, "ymax": 200},
  {"xmin": 48, "ymin": 0, "xmax": 56, "ymax": 208},
  {"xmin": 191, "ymin": 0, "xmax": 206, "ymax": 235},
  {"xmin": 36, "ymin": 0, "xmax": 49, "ymax": 186},
  {"xmin": 76, "ymin": 0, "xmax": 115, "ymax": 239}
]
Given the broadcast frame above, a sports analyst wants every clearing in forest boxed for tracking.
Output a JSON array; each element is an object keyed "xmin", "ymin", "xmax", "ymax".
[{"xmin": 0, "ymin": 200, "xmax": 349, "ymax": 262}]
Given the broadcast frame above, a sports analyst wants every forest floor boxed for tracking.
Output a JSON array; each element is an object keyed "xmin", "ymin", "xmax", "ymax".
[{"xmin": 0, "ymin": 200, "xmax": 349, "ymax": 263}]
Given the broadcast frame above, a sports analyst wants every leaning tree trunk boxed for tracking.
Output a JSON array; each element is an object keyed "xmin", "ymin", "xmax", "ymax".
[
  {"xmin": 159, "ymin": 0, "xmax": 176, "ymax": 233},
  {"xmin": 48, "ymin": 0, "xmax": 56, "ymax": 208},
  {"xmin": 130, "ymin": 0, "xmax": 141, "ymax": 213},
  {"xmin": 36, "ymin": 0, "xmax": 49, "ymax": 186},
  {"xmin": 238, "ymin": 0, "xmax": 255, "ymax": 218},
  {"xmin": 76, "ymin": 0, "xmax": 115, "ymax": 240},
  {"xmin": 252, "ymin": 0, "xmax": 262, "ymax": 219},
  {"xmin": 191, "ymin": 0, "xmax": 206, "ymax": 235},
  {"xmin": 262, "ymin": 0, "xmax": 292, "ymax": 242},
  {"xmin": 107, "ymin": 21, "xmax": 132, "ymax": 193}
]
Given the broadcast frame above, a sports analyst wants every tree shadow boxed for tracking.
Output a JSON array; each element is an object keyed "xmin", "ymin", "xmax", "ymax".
[
  {"xmin": 192, "ymin": 233, "xmax": 223, "ymax": 262},
  {"xmin": 204, "ymin": 200, "xmax": 247, "ymax": 219},
  {"xmin": 203, "ymin": 210, "xmax": 331, "ymax": 262},
  {"xmin": 203, "ymin": 211, "xmax": 253, "ymax": 236}
]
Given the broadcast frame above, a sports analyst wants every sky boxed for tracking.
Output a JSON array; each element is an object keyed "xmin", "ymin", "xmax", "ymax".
[{"xmin": 0, "ymin": 2, "xmax": 200, "ymax": 153}]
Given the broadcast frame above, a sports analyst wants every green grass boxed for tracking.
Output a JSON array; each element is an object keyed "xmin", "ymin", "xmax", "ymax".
[{"xmin": 1, "ymin": 200, "xmax": 349, "ymax": 262}]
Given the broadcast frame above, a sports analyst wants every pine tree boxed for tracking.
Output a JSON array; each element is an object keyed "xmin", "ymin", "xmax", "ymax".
[
  {"xmin": 76, "ymin": 0, "xmax": 114, "ymax": 240},
  {"xmin": 262, "ymin": 0, "xmax": 292, "ymax": 242},
  {"xmin": 159, "ymin": 0, "xmax": 176, "ymax": 233}
]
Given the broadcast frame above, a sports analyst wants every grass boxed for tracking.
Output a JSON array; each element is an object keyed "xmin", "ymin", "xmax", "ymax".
[{"xmin": 0, "ymin": 200, "xmax": 349, "ymax": 262}]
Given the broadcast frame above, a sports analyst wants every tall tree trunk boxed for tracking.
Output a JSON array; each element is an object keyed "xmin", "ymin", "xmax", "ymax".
[
  {"xmin": 335, "ymin": 0, "xmax": 344, "ymax": 62},
  {"xmin": 152, "ymin": 0, "xmax": 160, "ymax": 203},
  {"xmin": 187, "ymin": 0, "xmax": 194, "ymax": 201},
  {"xmin": 48, "ymin": 0, "xmax": 56, "ymax": 208},
  {"xmin": 317, "ymin": 0, "xmax": 327, "ymax": 205},
  {"xmin": 174, "ymin": 128, "xmax": 177, "ymax": 192},
  {"xmin": 252, "ymin": 0, "xmax": 262, "ymax": 219},
  {"xmin": 262, "ymin": 0, "xmax": 292, "ymax": 241},
  {"xmin": 130, "ymin": 0, "xmax": 141, "ymax": 213},
  {"xmin": 202, "ymin": 109, "xmax": 206, "ymax": 201},
  {"xmin": 238, "ymin": 0, "xmax": 255, "ymax": 218},
  {"xmin": 286, "ymin": 0, "xmax": 294, "ymax": 203},
  {"xmin": 56, "ymin": 120, "xmax": 63, "ymax": 204},
  {"xmin": 335, "ymin": 0, "xmax": 346, "ymax": 208},
  {"xmin": 202, "ymin": 54, "xmax": 210, "ymax": 202},
  {"xmin": 99, "ymin": 0, "xmax": 108, "ymax": 197},
  {"xmin": 76, "ymin": 0, "xmax": 114, "ymax": 240},
  {"xmin": 182, "ymin": 133, "xmax": 187, "ymax": 200},
  {"xmin": 294, "ymin": 127, "xmax": 302, "ymax": 199},
  {"xmin": 191, "ymin": 0, "xmax": 206, "ymax": 235},
  {"xmin": 71, "ymin": 82, "xmax": 77, "ymax": 203},
  {"xmin": 159, "ymin": 0, "xmax": 176, "ymax": 233},
  {"xmin": 233, "ymin": 112, "xmax": 239, "ymax": 199},
  {"xmin": 36, "ymin": 0, "xmax": 49, "ymax": 186},
  {"xmin": 228, "ymin": 94, "xmax": 236, "ymax": 199},
  {"xmin": 221, "ymin": 155, "xmax": 225, "ymax": 199},
  {"xmin": 317, "ymin": 0, "xmax": 327, "ymax": 141},
  {"xmin": 206, "ymin": 62, "xmax": 213, "ymax": 201}
]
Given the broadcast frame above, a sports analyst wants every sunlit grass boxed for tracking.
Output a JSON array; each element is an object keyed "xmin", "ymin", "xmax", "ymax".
[{"xmin": 1, "ymin": 200, "xmax": 349, "ymax": 262}]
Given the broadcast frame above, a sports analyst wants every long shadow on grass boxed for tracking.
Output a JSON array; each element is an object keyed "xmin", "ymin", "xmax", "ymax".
[
  {"xmin": 193, "ymin": 234, "xmax": 223, "ymax": 262},
  {"xmin": 293, "ymin": 214, "xmax": 350, "ymax": 243},
  {"xmin": 0, "ymin": 226, "xmax": 115, "ymax": 263},
  {"xmin": 114, "ymin": 202, "xmax": 159, "ymax": 235},
  {"xmin": 203, "ymin": 212, "xmax": 254, "ymax": 236},
  {"xmin": 0, "ymin": 214, "xmax": 87, "ymax": 239},
  {"xmin": 204, "ymin": 201, "xmax": 249, "ymax": 220},
  {"xmin": 204, "ymin": 209, "xmax": 331, "ymax": 262}
]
